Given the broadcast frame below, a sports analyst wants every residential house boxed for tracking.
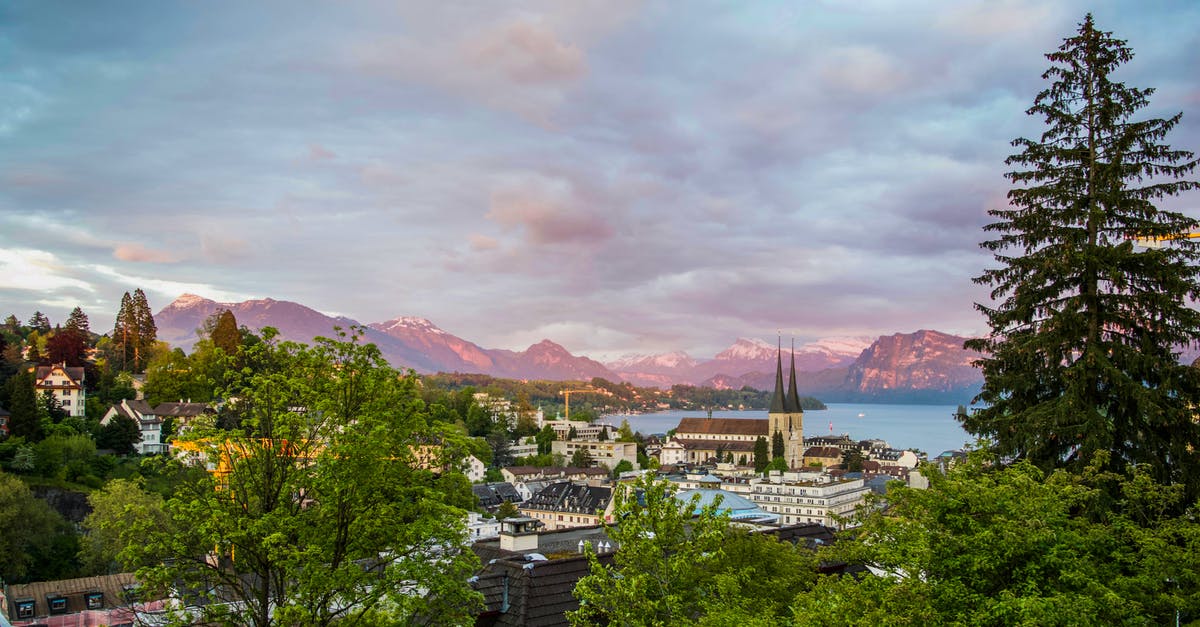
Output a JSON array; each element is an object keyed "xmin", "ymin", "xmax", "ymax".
[
  {"xmin": 0, "ymin": 405, "xmax": 9, "ymax": 437},
  {"xmin": 801, "ymin": 446, "xmax": 845, "ymax": 469},
  {"xmin": 34, "ymin": 362, "xmax": 86, "ymax": 417},
  {"xmin": 100, "ymin": 399, "xmax": 166, "ymax": 455},
  {"xmin": 501, "ymin": 466, "xmax": 608, "ymax": 485},
  {"xmin": 519, "ymin": 482, "xmax": 614, "ymax": 531},
  {"xmin": 473, "ymin": 482, "xmax": 525, "ymax": 512}
]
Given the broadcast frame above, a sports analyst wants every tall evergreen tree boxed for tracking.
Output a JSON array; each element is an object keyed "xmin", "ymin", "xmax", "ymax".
[
  {"xmin": 5, "ymin": 370, "xmax": 42, "ymax": 441},
  {"xmin": 964, "ymin": 15, "xmax": 1200, "ymax": 495},
  {"xmin": 753, "ymin": 436, "xmax": 769, "ymax": 472},
  {"xmin": 771, "ymin": 431, "xmax": 784, "ymax": 460},
  {"xmin": 209, "ymin": 309, "xmax": 240, "ymax": 355},
  {"xmin": 131, "ymin": 289, "xmax": 156, "ymax": 372},
  {"xmin": 27, "ymin": 312, "xmax": 50, "ymax": 333},
  {"xmin": 64, "ymin": 307, "xmax": 90, "ymax": 336},
  {"xmin": 113, "ymin": 292, "xmax": 134, "ymax": 372}
]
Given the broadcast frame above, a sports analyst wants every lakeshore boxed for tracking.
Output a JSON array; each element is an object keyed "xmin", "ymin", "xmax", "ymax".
[{"xmin": 600, "ymin": 403, "xmax": 975, "ymax": 457}]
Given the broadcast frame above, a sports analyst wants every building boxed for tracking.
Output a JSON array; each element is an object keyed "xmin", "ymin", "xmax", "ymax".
[
  {"xmin": 0, "ymin": 405, "xmax": 9, "ymax": 437},
  {"xmin": 1, "ymin": 572, "xmax": 165, "ymax": 625},
  {"xmin": 100, "ymin": 399, "xmax": 166, "ymax": 454},
  {"xmin": 473, "ymin": 482, "xmax": 525, "ymax": 512},
  {"xmin": 542, "ymin": 419, "xmax": 607, "ymax": 441},
  {"xmin": 746, "ymin": 472, "xmax": 869, "ymax": 528},
  {"xmin": 34, "ymin": 363, "xmax": 86, "ymax": 417},
  {"xmin": 660, "ymin": 342, "xmax": 805, "ymax": 468},
  {"xmin": 550, "ymin": 439, "xmax": 638, "ymax": 471},
  {"xmin": 501, "ymin": 466, "xmax": 608, "ymax": 485},
  {"xmin": 675, "ymin": 485, "xmax": 779, "ymax": 525},
  {"xmin": 801, "ymin": 446, "xmax": 844, "ymax": 469},
  {"xmin": 519, "ymin": 481, "xmax": 614, "ymax": 531}
]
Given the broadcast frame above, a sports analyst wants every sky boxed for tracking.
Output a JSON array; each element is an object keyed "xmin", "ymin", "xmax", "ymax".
[{"xmin": 2, "ymin": 1, "xmax": 1199, "ymax": 362}]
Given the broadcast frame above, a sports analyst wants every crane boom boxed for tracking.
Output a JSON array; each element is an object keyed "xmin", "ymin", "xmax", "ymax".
[{"xmin": 558, "ymin": 388, "xmax": 595, "ymax": 421}]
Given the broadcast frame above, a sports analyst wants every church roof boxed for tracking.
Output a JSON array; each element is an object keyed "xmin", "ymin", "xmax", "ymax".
[
  {"xmin": 786, "ymin": 340, "xmax": 803, "ymax": 413},
  {"xmin": 675, "ymin": 418, "xmax": 768, "ymax": 437},
  {"xmin": 770, "ymin": 341, "xmax": 786, "ymax": 413}
]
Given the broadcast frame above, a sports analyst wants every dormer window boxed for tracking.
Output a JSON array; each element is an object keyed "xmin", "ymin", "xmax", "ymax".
[
  {"xmin": 48, "ymin": 594, "xmax": 68, "ymax": 614},
  {"xmin": 85, "ymin": 591, "xmax": 104, "ymax": 609}
]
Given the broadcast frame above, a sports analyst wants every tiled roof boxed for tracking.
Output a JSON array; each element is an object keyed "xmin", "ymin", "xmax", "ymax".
[
  {"xmin": 473, "ymin": 553, "xmax": 615, "ymax": 626},
  {"xmin": 523, "ymin": 482, "xmax": 611, "ymax": 515},
  {"xmin": 675, "ymin": 417, "xmax": 768, "ymax": 436},
  {"xmin": 6, "ymin": 572, "xmax": 137, "ymax": 620},
  {"xmin": 474, "ymin": 482, "xmax": 524, "ymax": 509},
  {"xmin": 34, "ymin": 364, "xmax": 85, "ymax": 386},
  {"xmin": 802, "ymin": 446, "xmax": 844, "ymax": 458},
  {"xmin": 153, "ymin": 402, "xmax": 211, "ymax": 417}
]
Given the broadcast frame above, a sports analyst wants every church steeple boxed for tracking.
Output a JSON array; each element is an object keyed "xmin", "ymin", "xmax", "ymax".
[
  {"xmin": 786, "ymin": 338, "xmax": 803, "ymax": 413},
  {"xmin": 770, "ymin": 337, "xmax": 786, "ymax": 413}
]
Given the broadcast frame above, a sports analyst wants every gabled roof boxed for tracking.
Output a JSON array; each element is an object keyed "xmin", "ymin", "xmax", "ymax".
[
  {"xmin": 803, "ymin": 446, "xmax": 844, "ymax": 459},
  {"xmin": 35, "ymin": 363, "xmax": 85, "ymax": 385},
  {"xmin": 523, "ymin": 482, "xmax": 611, "ymax": 515},
  {"xmin": 153, "ymin": 402, "xmax": 211, "ymax": 417},
  {"xmin": 675, "ymin": 417, "xmax": 768, "ymax": 437},
  {"xmin": 473, "ymin": 553, "xmax": 615, "ymax": 626}
]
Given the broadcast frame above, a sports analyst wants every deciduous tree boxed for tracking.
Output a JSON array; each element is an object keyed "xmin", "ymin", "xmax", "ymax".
[
  {"xmin": 129, "ymin": 330, "xmax": 481, "ymax": 626},
  {"xmin": 965, "ymin": 14, "xmax": 1200, "ymax": 496}
]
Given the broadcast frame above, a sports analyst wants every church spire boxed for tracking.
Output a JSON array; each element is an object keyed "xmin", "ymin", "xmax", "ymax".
[
  {"xmin": 769, "ymin": 336, "xmax": 786, "ymax": 413},
  {"xmin": 787, "ymin": 338, "xmax": 803, "ymax": 413}
]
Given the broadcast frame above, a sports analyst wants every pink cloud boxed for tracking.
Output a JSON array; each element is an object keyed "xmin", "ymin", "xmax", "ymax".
[
  {"xmin": 469, "ymin": 234, "xmax": 500, "ymax": 251},
  {"xmin": 466, "ymin": 20, "xmax": 586, "ymax": 85},
  {"xmin": 113, "ymin": 243, "xmax": 178, "ymax": 263},
  {"xmin": 487, "ymin": 184, "xmax": 613, "ymax": 245},
  {"xmin": 308, "ymin": 143, "xmax": 336, "ymax": 161}
]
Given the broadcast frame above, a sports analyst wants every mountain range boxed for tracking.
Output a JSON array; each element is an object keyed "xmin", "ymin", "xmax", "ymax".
[{"xmin": 155, "ymin": 294, "xmax": 985, "ymax": 404}]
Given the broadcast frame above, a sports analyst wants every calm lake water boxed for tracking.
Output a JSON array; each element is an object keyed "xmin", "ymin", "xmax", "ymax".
[{"xmin": 599, "ymin": 404, "xmax": 975, "ymax": 456}]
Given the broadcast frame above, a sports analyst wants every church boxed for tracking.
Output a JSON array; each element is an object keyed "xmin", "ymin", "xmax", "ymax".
[{"xmin": 662, "ymin": 342, "xmax": 804, "ymax": 468}]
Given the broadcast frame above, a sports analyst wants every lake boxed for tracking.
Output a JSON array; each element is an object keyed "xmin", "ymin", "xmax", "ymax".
[{"xmin": 599, "ymin": 403, "xmax": 976, "ymax": 456}]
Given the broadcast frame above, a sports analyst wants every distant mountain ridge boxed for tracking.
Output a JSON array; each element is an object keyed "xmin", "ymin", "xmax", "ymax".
[{"xmin": 154, "ymin": 294, "xmax": 984, "ymax": 403}]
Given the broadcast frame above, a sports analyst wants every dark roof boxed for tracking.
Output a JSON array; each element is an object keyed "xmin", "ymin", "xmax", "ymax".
[
  {"xmin": 35, "ymin": 363, "xmax": 85, "ymax": 385},
  {"xmin": 0, "ymin": 405, "xmax": 9, "ymax": 417},
  {"xmin": 770, "ymin": 342, "xmax": 786, "ymax": 413},
  {"xmin": 474, "ymin": 482, "xmax": 524, "ymax": 509},
  {"xmin": 505, "ymin": 466, "xmax": 607, "ymax": 479},
  {"xmin": 803, "ymin": 446, "xmax": 844, "ymax": 459},
  {"xmin": 153, "ymin": 402, "xmax": 212, "ymax": 417},
  {"xmin": 6, "ymin": 572, "xmax": 137, "ymax": 619},
  {"xmin": 786, "ymin": 342, "xmax": 803, "ymax": 413},
  {"xmin": 473, "ymin": 553, "xmax": 615, "ymax": 627},
  {"xmin": 675, "ymin": 418, "xmax": 768, "ymax": 437},
  {"xmin": 523, "ymin": 482, "xmax": 611, "ymax": 515}
]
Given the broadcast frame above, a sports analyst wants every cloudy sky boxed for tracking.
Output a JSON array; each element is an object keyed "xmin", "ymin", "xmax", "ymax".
[{"xmin": 2, "ymin": 1, "xmax": 1199, "ymax": 361}]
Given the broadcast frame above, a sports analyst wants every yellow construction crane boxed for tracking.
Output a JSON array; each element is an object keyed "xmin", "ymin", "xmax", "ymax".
[
  {"xmin": 1132, "ymin": 231, "xmax": 1200, "ymax": 248},
  {"xmin": 558, "ymin": 388, "xmax": 596, "ymax": 421}
]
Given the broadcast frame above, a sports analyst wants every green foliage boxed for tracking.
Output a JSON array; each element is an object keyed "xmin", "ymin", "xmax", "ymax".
[
  {"xmin": 112, "ymin": 289, "xmax": 158, "ymax": 373},
  {"xmin": 495, "ymin": 500, "xmax": 519, "ymax": 521},
  {"xmin": 129, "ymin": 329, "xmax": 482, "ymax": 626},
  {"xmin": 0, "ymin": 470, "xmax": 76, "ymax": 583},
  {"xmin": 616, "ymin": 418, "xmax": 637, "ymax": 442},
  {"xmin": 792, "ymin": 453, "xmax": 1200, "ymax": 625},
  {"xmin": 570, "ymin": 475, "xmax": 815, "ymax": 625},
  {"xmin": 96, "ymin": 415, "xmax": 141, "ymax": 456},
  {"xmin": 771, "ymin": 431, "xmax": 784, "ymax": 459},
  {"xmin": 209, "ymin": 309, "xmax": 241, "ymax": 355},
  {"xmin": 753, "ymin": 436, "xmax": 768, "ymax": 472},
  {"xmin": 535, "ymin": 424, "xmax": 556, "ymax": 455},
  {"xmin": 965, "ymin": 14, "xmax": 1200, "ymax": 497},
  {"xmin": 765, "ymin": 457, "xmax": 788, "ymax": 473},
  {"xmin": 842, "ymin": 449, "xmax": 865, "ymax": 472},
  {"xmin": 6, "ymin": 368, "xmax": 42, "ymax": 441},
  {"xmin": 611, "ymin": 459, "xmax": 633, "ymax": 477},
  {"xmin": 570, "ymin": 447, "xmax": 594, "ymax": 468},
  {"xmin": 80, "ymin": 478, "xmax": 168, "ymax": 573}
]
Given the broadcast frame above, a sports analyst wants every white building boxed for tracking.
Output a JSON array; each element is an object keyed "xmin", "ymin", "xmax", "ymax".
[
  {"xmin": 34, "ymin": 363, "xmax": 86, "ymax": 417},
  {"xmin": 551, "ymin": 439, "xmax": 638, "ymax": 471},
  {"xmin": 100, "ymin": 399, "xmax": 166, "ymax": 454}
]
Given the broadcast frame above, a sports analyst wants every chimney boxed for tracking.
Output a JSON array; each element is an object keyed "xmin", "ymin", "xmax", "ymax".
[{"xmin": 499, "ymin": 517, "xmax": 539, "ymax": 552}]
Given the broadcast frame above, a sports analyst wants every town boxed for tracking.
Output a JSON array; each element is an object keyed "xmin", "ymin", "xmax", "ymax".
[{"xmin": 0, "ymin": 303, "xmax": 958, "ymax": 625}]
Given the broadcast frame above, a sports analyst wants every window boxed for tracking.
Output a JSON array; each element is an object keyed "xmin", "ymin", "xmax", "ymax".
[
  {"xmin": 16, "ymin": 600, "xmax": 35, "ymax": 618},
  {"xmin": 85, "ymin": 592, "xmax": 104, "ymax": 610},
  {"xmin": 49, "ymin": 595, "xmax": 68, "ymax": 614},
  {"xmin": 62, "ymin": 399, "xmax": 71, "ymax": 406}
]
